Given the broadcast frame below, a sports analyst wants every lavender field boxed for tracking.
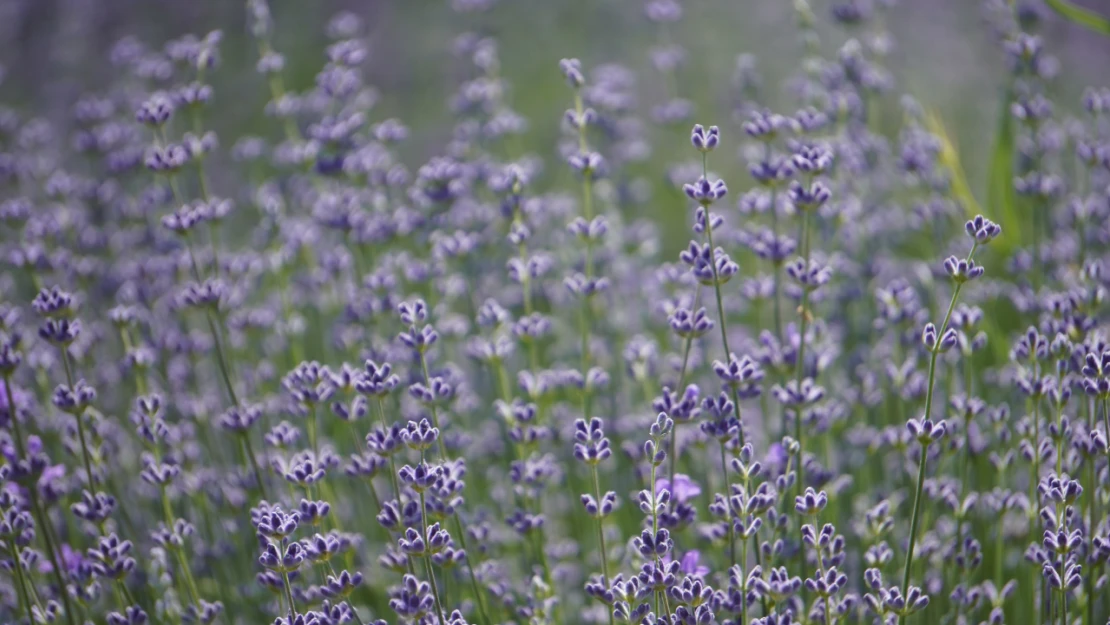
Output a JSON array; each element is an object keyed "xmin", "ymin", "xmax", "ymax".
[{"xmin": 2, "ymin": 1, "xmax": 1110, "ymax": 625}]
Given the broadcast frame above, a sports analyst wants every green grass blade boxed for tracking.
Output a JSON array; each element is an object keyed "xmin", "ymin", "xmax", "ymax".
[
  {"xmin": 1045, "ymin": 0, "xmax": 1110, "ymax": 36},
  {"xmin": 984, "ymin": 87, "xmax": 1020, "ymax": 257}
]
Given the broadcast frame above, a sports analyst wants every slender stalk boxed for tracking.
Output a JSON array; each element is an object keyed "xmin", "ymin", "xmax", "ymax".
[
  {"xmin": 417, "ymin": 351, "xmax": 449, "ymax": 460},
  {"xmin": 762, "ymin": 141, "xmax": 783, "ymax": 343},
  {"xmin": 6, "ymin": 374, "xmax": 75, "ymax": 625},
  {"xmin": 700, "ymin": 153, "xmax": 745, "ymax": 447},
  {"xmin": 365, "ymin": 477, "xmax": 381, "ymax": 510},
  {"xmin": 420, "ymin": 491, "xmax": 448, "ymax": 624},
  {"xmin": 569, "ymin": 88, "xmax": 598, "ymax": 377},
  {"xmin": 28, "ymin": 489, "xmax": 77, "ymax": 625},
  {"xmin": 165, "ymin": 128, "xmax": 267, "ymax": 502},
  {"xmin": 1030, "ymin": 373, "xmax": 1042, "ymax": 520},
  {"xmin": 8, "ymin": 542, "xmax": 37, "ymax": 620},
  {"xmin": 995, "ymin": 467, "xmax": 1006, "ymax": 592},
  {"xmin": 307, "ymin": 403, "xmax": 319, "ymax": 456},
  {"xmin": 174, "ymin": 547, "xmax": 203, "ymax": 607},
  {"xmin": 1054, "ymin": 398, "xmax": 1065, "ymax": 475},
  {"xmin": 514, "ymin": 204, "xmax": 542, "ymax": 375},
  {"xmin": 792, "ymin": 207, "xmax": 813, "ymax": 493},
  {"xmin": 451, "ymin": 513, "xmax": 491, "ymax": 625},
  {"xmin": 591, "ymin": 460, "xmax": 615, "ymax": 625},
  {"xmin": 668, "ymin": 285, "xmax": 702, "ymax": 489},
  {"xmin": 1101, "ymin": 397, "xmax": 1109, "ymax": 454},
  {"xmin": 59, "ymin": 348, "xmax": 96, "ymax": 489},
  {"xmin": 790, "ymin": 203, "xmax": 814, "ymax": 584},
  {"xmin": 814, "ymin": 517, "xmax": 834, "ymax": 625},
  {"xmin": 739, "ymin": 537, "xmax": 748, "ymax": 625},
  {"xmin": 4, "ymin": 375, "xmax": 26, "ymax": 459},
  {"xmin": 280, "ymin": 540, "xmax": 298, "ymax": 622},
  {"xmin": 376, "ymin": 399, "xmax": 403, "ymax": 501},
  {"xmin": 242, "ymin": 434, "xmax": 269, "ymax": 500},
  {"xmin": 898, "ymin": 243, "xmax": 977, "ymax": 625},
  {"xmin": 1084, "ymin": 399, "xmax": 1096, "ymax": 625},
  {"xmin": 650, "ymin": 448, "xmax": 667, "ymax": 615},
  {"xmin": 720, "ymin": 441, "xmax": 736, "ymax": 569},
  {"xmin": 591, "ymin": 465, "xmax": 612, "ymax": 586}
]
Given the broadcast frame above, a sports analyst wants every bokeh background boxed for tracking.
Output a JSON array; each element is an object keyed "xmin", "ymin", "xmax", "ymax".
[{"xmin": 2, "ymin": 0, "xmax": 1109, "ymax": 243}]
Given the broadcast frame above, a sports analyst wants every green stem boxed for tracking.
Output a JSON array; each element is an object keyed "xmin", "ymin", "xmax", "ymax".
[
  {"xmin": 28, "ymin": 490, "xmax": 77, "ymax": 625},
  {"xmin": 4, "ymin": 374, "xmax": 26, "ymax": 458},
  {"xmin": 720, "ymin": 441, "xmax": 736, "ymax": 569},
  {"xmin": 791, "ymin": 205, "xmax": 814, "ymax": 583},
  {"xmin": 452, "ymin": 513, "xmax": 491, "ymax": 625},
  {"xmin": 8, "ymin": 542, "xmax": 37, "ymax": 620},
  {"xmin": 668, "ymin": 286, "xmax": 701, "ymax": 489},
  {"xmin": 591, "ymin": 464, "xmax": 614, "ymax": 625},
  {"xmin": 60, "ymin": 348, "xmax": 96, "ymax": 489},
  {"xmin": 700, "ymin": 154, "xmax": 745, "ymax": 447},
  {"xmin": 418, "ymin": 351, "xmax": 449, "ymax": 460},
  {"xmin": 898, "ymin": 244, "xmax": 976, "ymax": 625},
  {"xmin": 280, "ymin": 543, "xmax": 298, "ymax": 622},
  {"xmin": 307, "ymin": 403, "xmax": 319, "ymax": 456},
  {"xmin": 420, "ymin": 492, "xmax": 448, "ymax": 624},
  {"xmin": 793, "ymin": 207, "xmax": 813, "ymax": 494},
  {"xmin": 376, "ymin": 399, "xmax": 403, "ymax": 501},
  {"xmin": 573, "ymin": 89, "xmax": 596, "ymax": 374},
  {"xmin": 814, "ymin": 517, "xmax": 834, "ymax": 625},
  {"xmin": 898, "ymin": 438, "xmax": 931, "ymax": 625}
]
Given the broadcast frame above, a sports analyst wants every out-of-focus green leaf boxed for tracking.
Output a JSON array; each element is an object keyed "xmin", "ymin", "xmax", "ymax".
[
  {"xmin": 1045, "ymin": 0, "xmax": 1110, "ymax": 37},
  {"xmin": 984, "ymin": 88, "xmax": 1020, "ymax": 257},
  {"xmin": 923, "ymin": 101, "xmax": 1019, "ymax": 257},
  {"xmin": 923, "ymin": 109, "xmax": 982, "ymax": 215}
]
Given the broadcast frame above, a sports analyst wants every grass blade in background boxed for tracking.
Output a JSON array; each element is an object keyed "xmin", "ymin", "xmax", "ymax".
[
  {"xmin": 1045, "ymin": 0, "xmax": 1110, "ymax": 36},
  {"xmin": 985, "ymin": 86, "xmax": 1020, "ymax": 258}
]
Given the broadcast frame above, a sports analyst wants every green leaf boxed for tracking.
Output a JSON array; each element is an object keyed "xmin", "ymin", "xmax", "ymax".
[
  {"xmin": 922, "ymin": 110, "xmax": 982, "ymax": 217},
  {"xmin": 985, "ymin": 87, "xmax": 1020, "ymax": 257},
  {"xmin": 1045, "ymin": 0, "xmax": 1110, "ymax": 37}
]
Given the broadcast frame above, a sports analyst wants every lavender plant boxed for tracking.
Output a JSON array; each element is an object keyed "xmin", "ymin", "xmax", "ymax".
[{"xmin": 2, "ymin": 2, "xmax": 1110, "ymax": 625}]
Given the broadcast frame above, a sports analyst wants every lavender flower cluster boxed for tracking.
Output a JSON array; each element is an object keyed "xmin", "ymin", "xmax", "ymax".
[{"xmin": 0, "ymin": 2, "xmax": 1109, "ymax": 625}]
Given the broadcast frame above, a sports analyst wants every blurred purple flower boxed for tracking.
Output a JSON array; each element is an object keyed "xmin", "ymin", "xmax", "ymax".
[
  {"xmin": 766, "ymin": 442, "xmax": 787, "ymax": 468},
  {"xmin": 39, "ymin": 463, "xmax": 67, "ymax": 499},
  {"xmin": 40, "ymin": 544, "xmax": 85, "ymax": 575},
  {"xmin": 662, "ymin": 550, "xmax": 710, "ymax": 578},
  {"xmin": 655, "ymin": 473, "xmax": 702, "ymax": 503},
  {"xmin": 680, "ymin": 550, "xmax": 710, "ymax": 577}
]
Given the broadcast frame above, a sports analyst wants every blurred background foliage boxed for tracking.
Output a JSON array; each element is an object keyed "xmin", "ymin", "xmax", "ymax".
[{"xmin": 2, "ymin": 0, "xmax": 1110, "ymax": 249}]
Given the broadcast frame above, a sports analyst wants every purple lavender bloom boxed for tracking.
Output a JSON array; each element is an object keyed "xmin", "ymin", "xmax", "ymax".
[
  {"xmin": 678, "ymin": 550, "xmax": 710, "ymax": 577},
  {"xmin": 655, "ymin": 473, "xmax": 702, "ymax": 503}
]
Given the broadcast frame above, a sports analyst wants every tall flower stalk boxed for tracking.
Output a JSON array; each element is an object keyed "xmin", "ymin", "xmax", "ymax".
[{"xmin": 898, "ymin": 215, "xmax": 1000, "ymax": 625}]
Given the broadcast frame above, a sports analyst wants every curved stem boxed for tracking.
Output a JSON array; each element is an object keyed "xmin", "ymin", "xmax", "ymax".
[
  {"xmin": 898, "ymin": 244, "xmax": 976, "ymax": 625},
  {"xmin": 700, "ymin": 153, "xmax": 745, "ymax": 447},
  {"xmin": 452, "ymin": 513, "xmax": 491, "ymax": 625}
]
